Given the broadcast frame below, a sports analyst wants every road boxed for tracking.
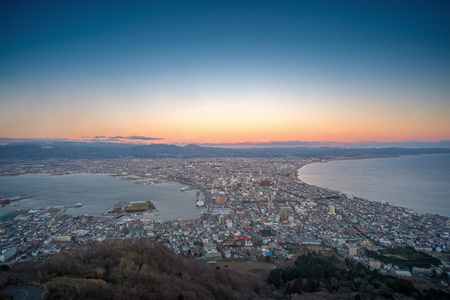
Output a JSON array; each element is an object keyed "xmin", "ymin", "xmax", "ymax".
[{"xmin": 0, "ymin": 285, "xmax": 42, "ymax": 300}]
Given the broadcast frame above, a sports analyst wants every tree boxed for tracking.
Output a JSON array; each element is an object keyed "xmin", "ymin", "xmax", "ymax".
[
  {"xmin": 284, "ymin": 283, "xmax": 292, "ymax": 295},
  {"xmin": 304, "ymin": 278, "xmax": 320, "ymax": 293},
  {"xmin": 431, "ymin": 269, "xmax": 438, "ymax": 280},
  {"xmin": 292, "ymin": 279, "xmax": 302, "ymax": 294},
  {"xmin": 0, "ymin": 265, "xmax": 9, "ymax": 272},
  {"xmin": 268, "ymin": 269, "xmax": 282, "ymax": 288}
]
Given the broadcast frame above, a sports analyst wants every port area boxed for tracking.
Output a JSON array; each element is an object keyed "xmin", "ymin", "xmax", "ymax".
[
  {"xmin": 0, "ymin": 195, "xmax": 37, "ymax": 206},
  {"xmin": 108, "ymin": 174, "xmax": 164, "ymax": 185},
  {"xmin": 103, "ymin": 201, "xmax": 158, "ymax": 216}
]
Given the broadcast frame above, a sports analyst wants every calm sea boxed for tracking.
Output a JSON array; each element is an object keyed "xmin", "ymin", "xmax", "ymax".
[
  {"xmin": 298, "ymin": 153, "xmax": 450, "ymax": 218},
  {"xmin": 0, "ymin": 173, "xmax": 201, "ymax": 221}
]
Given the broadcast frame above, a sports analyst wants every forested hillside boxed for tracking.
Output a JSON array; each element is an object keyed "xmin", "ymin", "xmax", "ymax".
[{"xmin": 1, "ymin": 239, "xmax": 267, "ymax": 299}]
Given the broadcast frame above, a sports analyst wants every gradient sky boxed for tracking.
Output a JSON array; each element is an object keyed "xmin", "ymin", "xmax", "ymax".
[{"xmin": 1, "ymin": 1, "xmax": 449, "ymax": 145}]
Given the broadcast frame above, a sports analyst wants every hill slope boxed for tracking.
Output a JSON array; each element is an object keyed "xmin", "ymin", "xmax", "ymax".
[{"xmin": 1, "ymin": 239, "xmax": 268, "ymax": 299}]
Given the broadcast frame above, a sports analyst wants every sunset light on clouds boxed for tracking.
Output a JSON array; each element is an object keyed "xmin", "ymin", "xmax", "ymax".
[{"xmin": 1, "ymin": 1, "xmax": 449, "ymax": 146}]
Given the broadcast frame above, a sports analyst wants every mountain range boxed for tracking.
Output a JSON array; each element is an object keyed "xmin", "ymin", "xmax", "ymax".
[{"xmin": 0, "ymin": 141, "xmax": 449, "ymax": 160}]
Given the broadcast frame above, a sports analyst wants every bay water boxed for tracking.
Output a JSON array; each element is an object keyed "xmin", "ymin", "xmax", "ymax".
[
  {"xmin": 298, "ymin": 153, "xmax": 450, "ymax": 217},
  {"xmin": 0, "ymin": 173, "xmax": 201, "ymax": 221}
]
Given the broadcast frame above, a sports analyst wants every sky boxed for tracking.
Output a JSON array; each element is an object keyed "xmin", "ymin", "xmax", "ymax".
[{"xmin": 1, "ymin": 0, "xmax": 449, "ymax": 146}]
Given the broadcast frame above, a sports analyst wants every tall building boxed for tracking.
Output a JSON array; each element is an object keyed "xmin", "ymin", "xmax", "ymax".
[
  {"xmin": 328, "ymin": 205, "xmax": 336, "ymax": 215},
  {"xmin": 226, "ymin": 219, "xmax": 233, "ymax": 228}
]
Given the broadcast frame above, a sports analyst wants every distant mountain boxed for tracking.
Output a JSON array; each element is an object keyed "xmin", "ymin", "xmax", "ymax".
[
  {"xmin": 200, "ymin": 140, "xmax": 450, "ymax": 149},
  {"xmin": 0, "ymin": 141, "xmax": 449, "ymax": 160}
]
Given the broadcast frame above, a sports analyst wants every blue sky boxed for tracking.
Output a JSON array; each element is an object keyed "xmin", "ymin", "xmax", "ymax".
[{"xmin": 1, "ymin": 1, "xmax": 449, "ymax": 144}]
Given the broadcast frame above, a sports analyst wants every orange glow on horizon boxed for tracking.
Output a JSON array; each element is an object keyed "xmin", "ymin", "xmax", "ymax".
[
  {"xmin": 1, "ymin": 90, "xmax": 449, "ymax": 145},
  {"xmin": 2, "ymin": 114, "xmax": 449, "ymax": 145}
]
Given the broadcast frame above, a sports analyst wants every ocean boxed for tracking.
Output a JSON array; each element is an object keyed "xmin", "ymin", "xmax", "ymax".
[
  {"xmin": 0, "ymin": 173, "xmax": 201, "ymax": 221},
  {"xmin": 297, "ymin": 153, "xmax": 450, "ymax": 217}
]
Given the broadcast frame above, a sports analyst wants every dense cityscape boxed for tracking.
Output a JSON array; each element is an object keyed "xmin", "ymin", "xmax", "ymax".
[{"xmin": 1, "ymin": 157, "xmax": 449, "ymax": 292}]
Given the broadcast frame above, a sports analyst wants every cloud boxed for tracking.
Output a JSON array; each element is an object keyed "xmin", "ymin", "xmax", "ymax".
[
  {"xmin": 91, "ymin": 135, "xmax": 164, "ymax": 142},
  {"xmin": 125, "ymin": 136, "xmax": 164, "ymax": 141}
]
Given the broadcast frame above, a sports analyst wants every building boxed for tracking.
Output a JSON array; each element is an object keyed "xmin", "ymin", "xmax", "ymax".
[
  {"xmin": 0, "ymin": 248, "xmax": 17, "ymax": 262},
  {"xmin": 395, "ymin": 270, "xmax": 412, "ymax": 277},
  {"xmin": 328, "ymin": 205, "xmax": 336, "ymax": 215},
  {"xmin": 218, "ymin": 215, "xmax": 224, "ymax": 224},
  {"xmin": 349, "ymin": 228, "xmax": 358, "ymax": 236},
  {"xmin": 203, "ymin": 252, "xmax": 222, "ymax": 261},
  {"xmin": 226, "ymin": 219, "xmax": 233, "ymax": 228},
  {"xmin": 261, "ymin": 180, "xmax": 270, "ymax": 187},
  {"xmin": 215, "ymin": 195, "xmax": 228, "ymax": 204},
  {"xmin": 53, "ymin": 235, "xmax": 71, "ymax": 242},
  {"xmin": 204, "ymin": 242, "xmax": 218, "ymax": 253},
  {"xmin": 347, "ymin": 244, "xmax": 358, "ymax": 256},
  {"xmin": 369, "ymin": 260, "xmax": 382, "ymax": 269}
]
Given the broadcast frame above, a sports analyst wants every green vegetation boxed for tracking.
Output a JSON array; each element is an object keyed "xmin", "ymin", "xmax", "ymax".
[
  {"xmin": 268, "ymin": 251, "xmax": 450, "ymax": 299},
  {"xmin": 124, "ymin": 201, "xmax": 155, "ymax": 213},
  {"xmin": 366, "ymin": 246, "xmax": 441, "ymax": 268}
]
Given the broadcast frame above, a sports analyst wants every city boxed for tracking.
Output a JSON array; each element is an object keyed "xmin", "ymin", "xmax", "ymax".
[{"xmin": 0, "ymin": 157, "xmax": 448, "ymax": 289}]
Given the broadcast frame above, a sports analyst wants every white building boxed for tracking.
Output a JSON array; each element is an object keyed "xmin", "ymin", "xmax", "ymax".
[
  {"xmin": 226, "ymin": 219, "xmax": 233, "ymax": 228},
  {"xmin": 204, "ymin": 242, "xmax": 218, "ymax": 253},
  {"xmin": 328, "ymin": 205, "xmax": 336, "ymax": 215},
  {"xmin": 0, "ymin": 248, "xmax": 17, "ymax": 262}
]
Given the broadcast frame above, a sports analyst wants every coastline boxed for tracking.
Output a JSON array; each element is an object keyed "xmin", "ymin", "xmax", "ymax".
[
  {"xmin": 0, "ymin": 173, "xmax": 201, "ymax": 221},
  {"xmin": 296, "ymin": 153, "xmax": 450, "ymax": 218},
  {"xmin": 1, "ymin": 155, "xmax": 449, "ymax": 275}
]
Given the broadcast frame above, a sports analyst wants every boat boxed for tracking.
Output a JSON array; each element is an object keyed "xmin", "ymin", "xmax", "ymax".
[
  {"xmin": 73, "ymin": 203, "xmax": 82, "ymax": 207},
  {"xmin": 0, "ymin": 199, "xmax": 10, "ymax": 204}
]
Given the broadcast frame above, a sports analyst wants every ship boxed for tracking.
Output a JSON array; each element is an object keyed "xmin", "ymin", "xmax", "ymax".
[{"xmin": 0, "ymin": 199, "xmax": 10, "ymax": 205}]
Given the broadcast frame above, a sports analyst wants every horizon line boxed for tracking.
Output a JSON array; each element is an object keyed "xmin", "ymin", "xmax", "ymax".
[{"xmin": 1, "ymin": 137, "xmax": 450, "ymax": 149}]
